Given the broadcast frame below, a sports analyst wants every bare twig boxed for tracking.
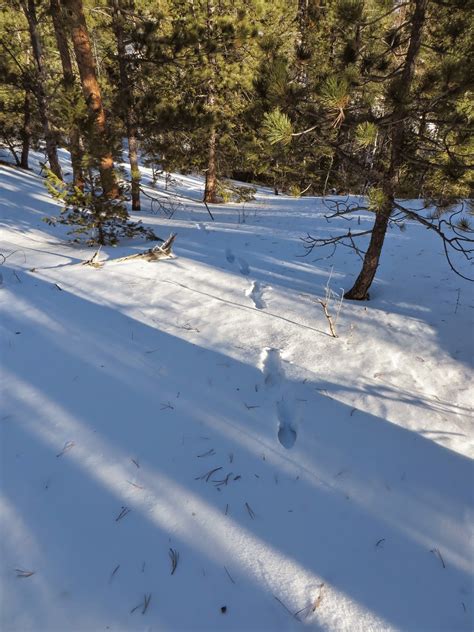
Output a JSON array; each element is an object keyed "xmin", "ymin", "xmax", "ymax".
[{"xmin": 318, "ymin": 299, "xmax": 338, "ymax": 338}]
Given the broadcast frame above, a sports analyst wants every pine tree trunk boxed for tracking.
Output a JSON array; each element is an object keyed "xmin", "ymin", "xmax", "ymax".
[
  {"xmin": 21, "ymin": 0, "xmax": 63, "ymax": 180},
  {"xmin": 204, "ymin": 123, "xmax": 218, "ymax": 204},
  {"xmin": 203, "ymin": 0, "xmax": 218, "ymax": 205},
  {"xmin": 62, "ymin": 0, "xmax": 119, "ymax": 199},
  {"xmin": 20, "ymin": 90, "xmax": 31, "ymax": 169},
  {"xmin": 50, "ymin": 0, "xmax": 84, "ymax": 189},
  {"xmin": 345, "ymin": 0, "xmax": 428, "ymax": 300},
  {"xmin": 111, "ymin": 0, "xmax": 141, "ymax": 210}
]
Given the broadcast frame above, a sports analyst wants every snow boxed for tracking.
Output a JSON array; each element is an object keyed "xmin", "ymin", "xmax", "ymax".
[{"xmin": 0, "ymin": 151, "xmax": 473, "ymax": 631}]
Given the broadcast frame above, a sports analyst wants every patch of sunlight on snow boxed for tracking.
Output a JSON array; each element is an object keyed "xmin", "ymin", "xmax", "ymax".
[
  {"xmin": 0, "ymin": 293, "xmax": 66, "ymax": 334},
  {"xmin": 3, "ymin": 369, "xmax": 392, "ymax": 630}
]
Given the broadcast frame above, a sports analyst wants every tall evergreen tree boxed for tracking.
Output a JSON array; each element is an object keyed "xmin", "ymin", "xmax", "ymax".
[{"xmin": 61, "ymin": 0, "xmax": 119, "ymax": 198}]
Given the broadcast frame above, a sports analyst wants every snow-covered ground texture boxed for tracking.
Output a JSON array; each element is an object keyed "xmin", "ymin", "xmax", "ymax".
[{"xmin": 1, "ymin": 150, "xmax": 473, "ymax": 632}]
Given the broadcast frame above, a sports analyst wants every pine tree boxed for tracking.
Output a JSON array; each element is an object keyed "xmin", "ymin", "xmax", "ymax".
[
  {"xmin": 19, "ymin": 0, "xmax": 63, "ymax": 179},
  {"xmin": 61, "ymin": 0, "xmax": 119, "ymax": 199}
]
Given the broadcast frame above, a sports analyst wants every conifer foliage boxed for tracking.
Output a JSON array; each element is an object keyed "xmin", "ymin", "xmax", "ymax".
[{"xmin": 0, "ymin": 0, "xmax": 472, "ymax": 291}]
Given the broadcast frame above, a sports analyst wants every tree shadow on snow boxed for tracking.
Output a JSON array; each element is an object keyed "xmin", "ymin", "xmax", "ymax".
[{"xmin": 1, "ymin": 272, "xmax": 473, "ymax": 631}]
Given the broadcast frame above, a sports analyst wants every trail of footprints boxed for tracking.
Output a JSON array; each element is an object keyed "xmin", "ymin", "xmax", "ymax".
[
  {"xmin": 225, "ymin": 249, "xmax": 268, "ymax": 309},
  {"xmin": 225, "ymin": 250, "xmax": 297, "ymax": 447},
  {"xmin": 261, "ymin": 348, "xmax": 298, "ymax": 449},
  {"xmin": 246, "ymin": 281, "xmax": 266, "ymax": 310}
]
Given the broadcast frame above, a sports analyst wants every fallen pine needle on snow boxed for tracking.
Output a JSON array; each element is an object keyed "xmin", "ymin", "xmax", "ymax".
[
  {"xmin": 224, "ymin": 566, "xmax": 235, "ymax": 584},
  {"xmin": 15, "ymin": 569, "xmax": 35, "ymax": 578},
  {"xmin": 169, "ymin": 548, "xmax": 179, "ymax": 575},
  {"xmin": 56, "ymin": 441, "xmax": 75, "ymax": 457},
  {"xmin": 430, "ymin": 548, "xmax": 446, "ymax": 568},
  {"xmin": 109, "ymin": 565, "xmax": 120, "ymax": 583},
  {"xmin": 115, "ymin": 506, "xmax": 131, "ymax": 522},
  {"xmin": 245, "ymin": 502, "xmax": 256, "ymax": 519}
]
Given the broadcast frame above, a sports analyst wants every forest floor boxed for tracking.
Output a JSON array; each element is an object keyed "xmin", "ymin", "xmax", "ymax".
[{"xmin": 0, "ymin": 150, "xmax": 473, "ymax": 631}]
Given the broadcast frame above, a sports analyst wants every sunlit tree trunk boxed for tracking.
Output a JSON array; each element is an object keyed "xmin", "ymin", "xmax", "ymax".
[
  {"xmin": 62, "ymin": 0, "xmax": 119, "ymax": 198},
  {"xmin": 345, "ymin": 0, "xmax": 428, "ymax": 300}
]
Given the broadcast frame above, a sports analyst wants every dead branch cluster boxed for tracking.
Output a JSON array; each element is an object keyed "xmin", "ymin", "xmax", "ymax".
[{"xmin": 302, "ymin": 197, "xmax": 474, "ymax": 281}]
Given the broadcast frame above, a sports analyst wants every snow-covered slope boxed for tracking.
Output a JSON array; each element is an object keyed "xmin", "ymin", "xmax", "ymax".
[{"xmin": 0, "ymin": 154, "xmax": 473, "ymax": 631}]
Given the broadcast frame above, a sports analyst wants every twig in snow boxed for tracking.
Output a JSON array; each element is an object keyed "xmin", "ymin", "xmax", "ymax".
[
  {"xmin": 375, "ymin": 538, "xmax": 385, "ymax": 548},
  {"xmin": 13, "ymin": 271, "xmax": 22, "ymax": 283},
  {"xmin": 56, "ymin": 441, "xmax": 75, "ymax": 457},
  {"xmin": 82, "ymin": 247, "xmax": 103, "ymax": 268},
  {"xmin": 245, "ymin": 502, "xmax": 255, "ymax": 519},
  {"xmin": 131, "ymin": 458, "xmax": 140, "ymax": 468},
  {"xmin": 224, "ymin": 566, "xmax": 235, "ymax": 584},
  {"xmin": 115, "ymin": 506, "xmax": 131, "ymax": 522},
  {"xmin": 430, "ymin": 548, "xmax": 446, "ymax": 568},
  {"xmin": 54, "ymin": 283, "xmax": 63, "ymax": 291},
  {"xmin": 225, "ymin": 503, "xmax": 229, "ymax": 515},
  {"xmin": 244, "ymin": 403, "xmax": 260, "ymax": 409},
  {"xmin": 169, "ymin": 548, "xmax": 179, "ymax": 575},
  {"xmin": 318, "ymin": 299, "xmax": 338, "ymax": 338},
  {"xmin": 109, "ymin": 564, "xmax": 120, "ymax": 583},
  {"xmin": 111, "ymin": 234, "xmax": 177, "ymax": 264},
  {"xmin": 15, "ymin": 569, "xmax": 35, "ymax": 578}
]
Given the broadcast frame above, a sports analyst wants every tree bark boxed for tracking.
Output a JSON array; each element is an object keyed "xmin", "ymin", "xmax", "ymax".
[
  {"xmin": 203, "ymin": 0, "xmax": 218, "ymax": 205},
  {"xmin": 61, "ymin": 0, "xmax": 119, "ymax": 198},
  {"xmin": 20, "ymin": 0, "xmax": 63, "ymax": 179},
  {"xmin": 20, "ymin": 90, "xmax": 32, "ymax": 169},
  {"xmin": 50, "ymin": 0, "xmax": 84, "ymax": 189},
  {"xmin": 345, "ymin": 0, "xmax": 428, "ymax": 300},
  {"xmin": 204, "ymin": 122, "xmax": 218, "ymax": 204},
  {"xmin": 111, "ymin": 0, "xmax": 141, "ymax": 210}
]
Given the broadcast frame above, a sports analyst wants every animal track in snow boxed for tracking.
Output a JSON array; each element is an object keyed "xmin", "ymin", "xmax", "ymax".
[
  {"xmin": 237, "ymin": 258, "xmax": 250, "ymax": 275},
  {"xmin": 225, "ymin": 250, "xmax": 250, "ymax": 275},
  {"xmin": 260, "ymin": 348, "xmax": 298, "ymax": 449},
  {"xmin": 276, "ymin": 397, "xmax": 297, "ymax": 449},
  {"xmin": 247, "ymin": 281, "xmax": 266, "ymax": 309},
  {"xmin": 261, "ymin": 347, "xmax": 284, "ymax": 387}
]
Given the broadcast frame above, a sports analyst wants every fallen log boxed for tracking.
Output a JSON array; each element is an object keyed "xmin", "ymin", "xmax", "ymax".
[{"xmin": 83, "ymin": 233, "xmax": 177, "ymax": 268}]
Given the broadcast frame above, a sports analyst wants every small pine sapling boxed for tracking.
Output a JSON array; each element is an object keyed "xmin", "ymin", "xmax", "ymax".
[{"xmin": 44, "ymin": 170, "xmax": 158, "ymax": 246}]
